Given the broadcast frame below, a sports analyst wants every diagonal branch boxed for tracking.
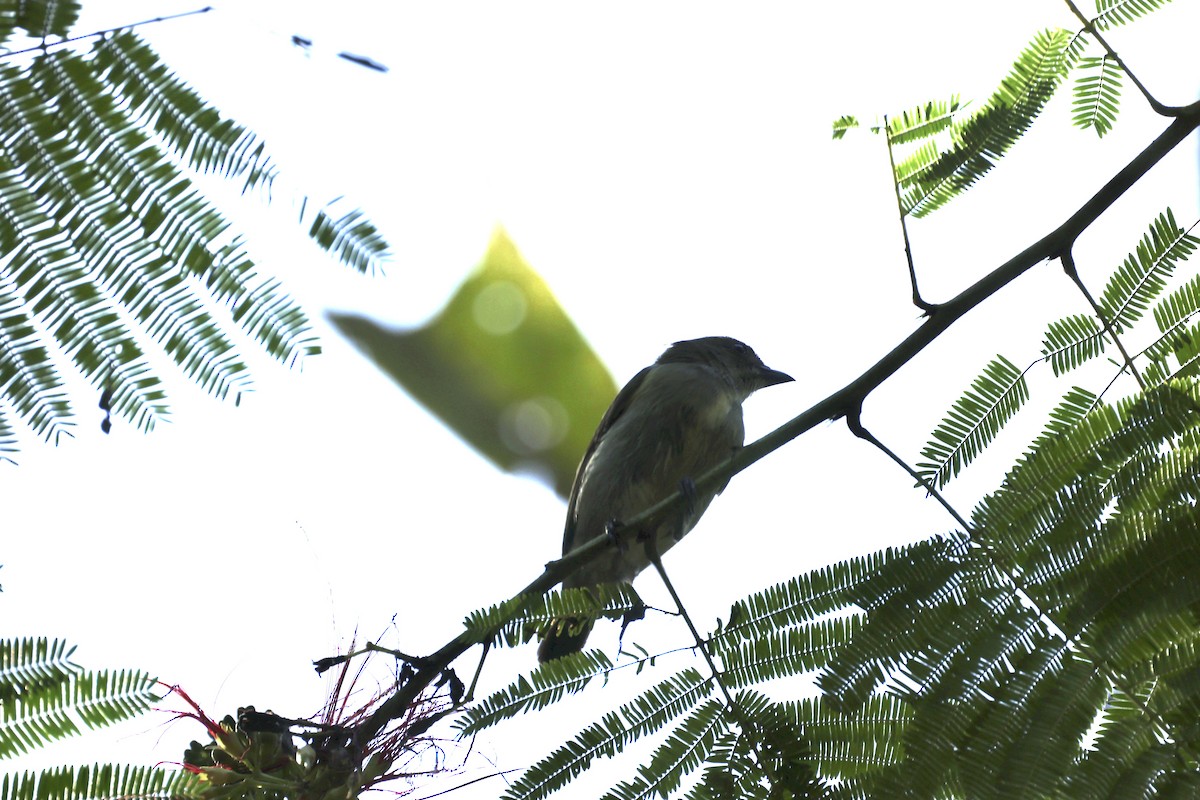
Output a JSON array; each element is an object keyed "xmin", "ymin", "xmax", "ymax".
[
  {"xmin": 348, "ymin": 100, "xmax": 1200, "ymax": 750},
  {"xmin": 621, "ymin": 102, "xmax": 1200, "ymax": 540}
]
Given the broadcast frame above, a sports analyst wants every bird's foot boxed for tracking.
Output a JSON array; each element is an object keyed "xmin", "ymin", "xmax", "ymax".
[{"xmin": 605, "ymin": 518, "xmax": 627, "ymax": 552}]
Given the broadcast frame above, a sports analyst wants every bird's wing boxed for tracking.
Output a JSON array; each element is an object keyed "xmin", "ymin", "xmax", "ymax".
[{"xmin": 562, "ymin": 365, "xmax": 653, "ymax": 554}]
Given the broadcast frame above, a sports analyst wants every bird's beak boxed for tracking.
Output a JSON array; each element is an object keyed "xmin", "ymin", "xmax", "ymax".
[{"xmin": 757, "ymin": 367, "xmax": 794, "ymax": 388}]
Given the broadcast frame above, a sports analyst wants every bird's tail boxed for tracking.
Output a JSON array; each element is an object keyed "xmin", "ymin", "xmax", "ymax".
[{"xmin": 537, "ymin": 616, "xmax": 594, "ymax": 663}]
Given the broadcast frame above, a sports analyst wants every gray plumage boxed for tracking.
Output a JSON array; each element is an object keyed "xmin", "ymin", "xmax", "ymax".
[{"xmin": 538, "ymin": 336, "xmax": 792, "ymax": 662}]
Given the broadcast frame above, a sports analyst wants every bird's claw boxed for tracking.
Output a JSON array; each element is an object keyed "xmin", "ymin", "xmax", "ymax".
[{"xmin": 605, "ymin": 519, "xmax": 627, "ymax": 553}]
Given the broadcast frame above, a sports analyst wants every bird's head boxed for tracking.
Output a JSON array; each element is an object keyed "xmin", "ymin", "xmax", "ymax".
[{"xmin": 657, "ymin": 336, "xmax": 793, "ymax": 398}]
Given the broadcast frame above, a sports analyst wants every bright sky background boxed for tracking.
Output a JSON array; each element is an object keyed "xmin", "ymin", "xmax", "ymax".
[{"xmin": 6, "ymin": 2, "xmax": 1200, "ymax": 798}]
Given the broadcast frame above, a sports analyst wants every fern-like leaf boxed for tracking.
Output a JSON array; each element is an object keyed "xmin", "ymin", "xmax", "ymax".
[
  {"xmin": 901, "ymin": 29, "xmax": 1072, "ymax": 217},
  {"xmin": 886, "ymin": 97, "xmax": 964, "ymax": 146},
  {"xmin": 92, "ymin": 32, "xmax": 278, "ymax": 192},
  {"xmin": 15, "ymin": 0, "xmax": 79, "ymax": 39},
  {"xmin": 305, "ymin": 202, "xmax": 390, "ymax": 276},
  {"xmin": 1093, "ymin": 0, "xmax": 1176, "ymax": 31},
  {"xmin": 917, "ymin": 355, "xmax": 1029, "ymax": 489},
  {"xmin": 1042, "ymin": 313, "xmax": 1107, "ymax": 375},
  {"xmin": 602, "ymin": 698, "xmax": 727, "ymax": 800},
  {"xmin": 1152, "ymin": 268, "xmax": 1200, "ymax": 377},
  {"xmin": 720, "ymin": 556, "xmax": 880, "ymax": 645},
  {"xmin": 782, "ymin": 695, "xmax": 912, "ymax": 781},
  {"xmin": 0, "ymin": 668, "xmax": 157, "ymax": 757},
  {"xmin": 0, "ymin": 279, "xmax": 71, "ymax": 445},
  {"xmin": 1163, "ymin": 321, "xmax": 1200, "ymax": 380},
  {"xmin": 502, "ymin": 669, "xmax": 712, "ymax": 800},
  {"xmin": 453, "ymin": 650, "xmax": 614, "ymax": 736},
  {"xmin": 0, "ymin": 764, "xmax": 205, "ymax": 800},
  {"xmin": 0, "ymin": 27, "xmax": 389, "ymax": 451},
  {"xmin": 831, "ymin": 115, "xmax": 859, "ymax": 140},
  {"xmin": 1099, "ymin": 209, "xmax": 1199, "ymax": 332},
  {"xmin": 717, "ymin": 617, "xmax": 860, "ymax": 688},
  {"xmin": 462, "ymin": 584, "xmax": 640, "ymax": 648},
  {"xmin": 1072, "ymin": 54, "xmax": 1122, "ymax": 136},
  {"xmin": 0, "ymin": 638, "xmax": 79, "ymax": 699}
]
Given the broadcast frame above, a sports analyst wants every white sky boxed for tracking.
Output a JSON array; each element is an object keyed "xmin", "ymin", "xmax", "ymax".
[{"xmin": 6, "ymin": 2, "xmax": 1200, "ymax": 798}]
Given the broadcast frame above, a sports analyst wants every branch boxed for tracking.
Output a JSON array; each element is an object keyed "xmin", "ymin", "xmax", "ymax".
[
  {"xmin": 619, "ymin": 103, "xmax": 1200, "ymax": 538},
  {"xmin": 351, "ymin": 525, "xmax": 630, "ymax": 743}
]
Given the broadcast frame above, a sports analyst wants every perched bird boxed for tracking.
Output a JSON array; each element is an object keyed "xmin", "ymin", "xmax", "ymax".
[{"xmin": 538, "ymin": 336, "xmax": 793, "ymax": 662}]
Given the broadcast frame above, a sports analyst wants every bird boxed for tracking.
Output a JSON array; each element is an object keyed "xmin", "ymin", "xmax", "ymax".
[{"xmin": 538, "ymin": 336, "xmax": 793, "ymax": 662}]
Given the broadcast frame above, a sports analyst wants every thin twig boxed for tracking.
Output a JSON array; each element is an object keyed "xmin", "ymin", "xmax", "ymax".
[
  {"xmin": 409, "ymin": 768, "xmax": 523, "ymax": 800},
  {"xmin": 1062, "ymin": 0, "xmax": 1178, "ymax": 116},
  {"xmin": 1060, "ymin": 249, "xmax": 1145, "ymax": 389},
  {"xmin": 844, "ymin": 408, "xmax": 970, "ymax": 531},
  {"xmin": 0, "ymin": 7, "xmax": 213, "ymax": 60},
  {"xmin": 884, "ymin": 114, "xmax": 936, "ymax": 314},
  {"xmin": 462, "ymin": 642, "xmax": 489, "ymax": 704},
  {"xmin": 643, "ymin": 536, "xmax": 782, "ymax": 792}
]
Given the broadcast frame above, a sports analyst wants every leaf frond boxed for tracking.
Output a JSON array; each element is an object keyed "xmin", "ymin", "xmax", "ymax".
[
  {"xmin": 454, "ymin": 649, "xmax": 615, "ymax": 736},
  {"xmin": 917, "ymin": 355, "xmax": 1030, "ymax": 489},
  {"xmin": 1092, "ymin": 0, "xmax": 1176, "ymax": 31},
  {"xmin": 502, "ymin": 669, "xmax": 712, "ymax": 800},
  {"xmin": 91, "ymin": 32, "xmax": 279, "ymax": 192},
  {"xmin": 1041, "ymin": 313, "xmax": 1107, "ymax": 375},
  {"xmin": 0, "ymin": 668, "xmax": 157, "ymax": 757},
  {"xmin": 900, "ymin": 29, "xmax": 1072, "ymax": 217},
  {"xmin": 1099, "ymin": 209, "xmax": 1198, "ymax": 332},
  {"xmin": 831, "ymin": 115, "xmax": 859, "ymax": 140},
  {"xmin": 0, "ymin": 764, "xmax": 205, "ymax": 800},
  {"xmin": 1071, "ymin": 54, "xmax": 1123, "ymax": 137},
  {"xmin": 601, "ymin": 698, "xmax": 727, "ymax": 800},
  {"xmin": 886, "ymin": 96, "xmax": 964, "ymax": 146}
]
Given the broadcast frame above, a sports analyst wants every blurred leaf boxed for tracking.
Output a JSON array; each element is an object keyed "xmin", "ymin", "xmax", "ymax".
[{"xmin": 329, "ymin": 228, "xmax": 615, "ymax": 497}]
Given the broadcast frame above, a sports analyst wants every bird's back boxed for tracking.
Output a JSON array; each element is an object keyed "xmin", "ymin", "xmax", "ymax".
[{"xmin": 563, "ymin": 361, "xmax": 745, "ymax": 588}]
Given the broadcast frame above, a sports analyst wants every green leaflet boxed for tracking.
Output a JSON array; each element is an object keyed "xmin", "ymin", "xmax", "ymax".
[
  {"xmin": 903, "ymin": 29, "xmax": 1072, "ymax": 217},
  {"xmin": 1041, "ymin": 313, "xmax": 1106, "ymax": 375},
  {"xmin": 0, "ymin": 765, "xmax": 205, "ymax": 800},
  {"xmin": 1093, "ymin": 0, "xmax": 1177, "ymax": 31},
  {"xmin": 500, "ymin": 670, "xmax": 712, "ymax": 800},
  {"xmin": 885, "ymin": 96, "xmax": 964, "ymax": 146},
  {"xmin": 0, "ymin": 638, "xmax": 157, "ymax": 759},
  {"xmin": 0, "ymin": 24, "xmax": 388, "ymax": 452},
  {"xmin": 917, "ymin": 355, "xmax": 1029, "ymax": 490},
  {"xmin": 1099, "ymin": 208, "xmax": 1199, "ymax": 332},
  {"xmin": 1072, "ymin": 54, "xmax": 1123, "ymax": 137}
]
